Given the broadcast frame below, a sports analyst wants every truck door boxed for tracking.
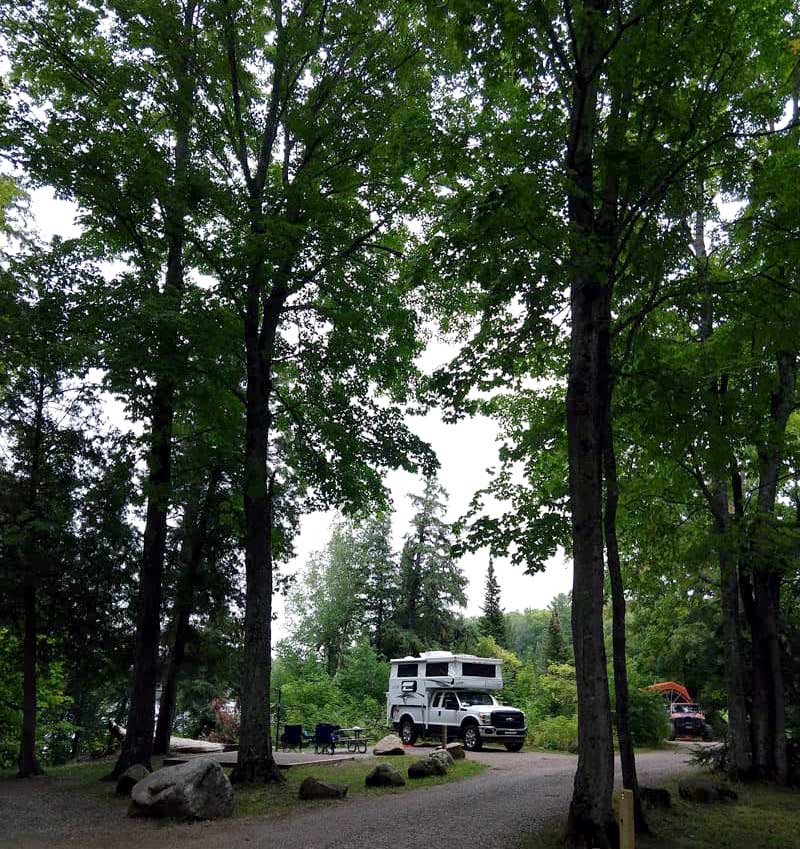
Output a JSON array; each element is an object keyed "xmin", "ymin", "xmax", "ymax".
[
  {"xmin": 429, "ymin": 692, "xmax": 442, "ymax": 733},
  {"xmin": 440, "ymin": 692, "xmax": 460, "ymax": 733}
]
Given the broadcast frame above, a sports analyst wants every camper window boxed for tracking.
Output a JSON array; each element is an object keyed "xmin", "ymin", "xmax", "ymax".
[
  {"xmin": 459, "ymin": 691, "xmax": 495, "ymax": 706},
  {"xmin": 462, "ymin": 662, "xmax": 497, "ymax": 677},
  {"xmin": 426, "ymin": 661, "xmax": 449, "ymax": 676},
  {"xmin": 397, "ymin": 662, "xmax": 419, "ymax": 677}
]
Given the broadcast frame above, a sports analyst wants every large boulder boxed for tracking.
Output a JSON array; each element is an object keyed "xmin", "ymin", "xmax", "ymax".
[
  {"xmin": 373, "ymin": 734, "xmax": 406, "ymax": 756},
  {"xmin": 116, "ymin": 764, "xmax": 150, "ymax": 796},
  {"xmin": 128, "ymin": 757, "xmax": 233, "ymax": 819},
  {"xmin": 430, "ymin": 749, "xmax": 454, "ymax": 771},
  {"xmin": 445, "ymin": 742, "xmax": 465, "ymax": 760},
  {"xmin": 365, "ymin": 763, "xmax": 406, "ymax": 788},
  {"xmin": 408, "ymin": 756, "xmax": 448, "ymax": 779},
  {"xmin": 640, "ymin": 787, "xmax": 671, "ymax": 809},
  {"xmin": 678, "ymin": 779, "xmax": 738, "ymax": 804},
  {"xmin": 298, "ymin": 777, "xmax": 348, "ymax": 800}
]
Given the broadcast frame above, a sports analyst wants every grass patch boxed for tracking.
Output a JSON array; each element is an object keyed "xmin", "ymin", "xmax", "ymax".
[
  {"xmin": 514, "ymin": 776, "xmax": 800, "ymax": 849},
  {"xmin": 639, "ymin": 779, "xmax": 800, "ymax": 849},
  {"xmin": 233, "ymin": 756, "xmax": 486, "ymax": 818}
]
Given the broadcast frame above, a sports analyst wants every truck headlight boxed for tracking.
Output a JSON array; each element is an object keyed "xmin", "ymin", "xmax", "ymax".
[{"xmin": 479, "ymin": 712, "xmax": 491, "ymax": 725}]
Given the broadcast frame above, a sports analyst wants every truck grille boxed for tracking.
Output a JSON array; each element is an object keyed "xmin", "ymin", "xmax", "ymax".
[{"xmin": 491, "ymin": 711, "xmax": 524, "ymax": 729}]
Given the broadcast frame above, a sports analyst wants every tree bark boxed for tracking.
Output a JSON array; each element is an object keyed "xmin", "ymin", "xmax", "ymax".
[
  {"xmin": 694, "ymin": 199, "xmax": 751, "ymax": 779},
  {"xmin": 229, "ymin": 258, "xmax": 285, "ymax": 783},
  {"xmin": 112, "ymin": 379, "xmax": 176, "ymax": 776},
  {"xmin": 562, "ymin": 4, "xmax": 617, "ymax": 846},
  {"xmin": 153, "ymin": 468, "xmax": 221, "ymax": 756},
  {"xmin": 111, "ymin": 4, "xmax": 197, "ymax": 777},
  {"xmin": 18, "ymin": 378, "xmax": 45, "ymax": 778},
  {"xmin": 713, "ymin": 487, "xmax": 752, "ymax": 779},
  {"xmin": 18, "ymin": 578, "xmax": 42, "ymax": 777},
  {"xmin": 603, "ymin": 416, "xmax": 647, "ymax": 833},
  {"xmin": 748, "ymin": 348, "xmax": 796, "ymax": 783}
]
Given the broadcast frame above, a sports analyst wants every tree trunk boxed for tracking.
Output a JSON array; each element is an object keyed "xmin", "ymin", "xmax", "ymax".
[
  {"xmin": 18, "ymin": 378, "xmax": 45, "ymax": 778},
  {"xmin": 18, "ymin": 578, "xmax": 42, "ymax": 777},
  {"xmin": 563, "ymin": 4, "xmax": 616, "ymax": 846},
  {"xmin": 230, "ymin": 266, "xmax": 284, "ymax": 783},
  {"xmin": 112, "ymin": 379, "xmax": 176, "ymax": 776},
  {"xmin": 153, "ymin": 468, "xmax": 221, "ymax": 755},
  {"xmin": 695, "ymin": 201, "xmax": 751, "ymax": 779},
  {"xmin": 111, "ymin": 5, "xmax": 196, "ymax": 777},
  {"xmin": 713, "ymin": 487, "xmax": 752, "ymax": 779},
  {"xmin": 603, "ymin": 416, "xmax": 647, "ymax": 833},
  {"xmin": 750, "ymin": 349, "xmax": 795, "ymax": 783}
]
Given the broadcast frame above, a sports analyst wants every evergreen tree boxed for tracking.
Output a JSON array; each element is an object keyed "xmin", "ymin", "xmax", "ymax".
[
  {"xmin": 357, "ymin": 512, "xmax": 399, "ymax": 659},
  {"xmin": 480, "ymin": 560, "xmax": 505, "ymax": 646},
  {"xmin": 394, "ymin": 478, "xmax": 467, "ymax": 649},
  {"xmin": 545, "ymin": 607, "xmax": 568, "ymax": 666}
]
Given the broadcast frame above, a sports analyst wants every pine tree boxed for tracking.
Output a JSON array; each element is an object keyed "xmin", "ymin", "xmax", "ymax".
[
  {"xmin": 545, "ymin": 607, "xmax": 568, "ymax": 666},
  {"xmin": 480, "ymin": 560, "xmax": 505, "ymax": 646},
  {"xmin": 394, "ymin": 478, "xmax": 467, "ymax": 649}
]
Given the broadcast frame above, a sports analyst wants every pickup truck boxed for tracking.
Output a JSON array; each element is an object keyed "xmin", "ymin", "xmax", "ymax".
[{"xmin": 386, "ymin": 651, "xmax": 527, "ymax": 751}]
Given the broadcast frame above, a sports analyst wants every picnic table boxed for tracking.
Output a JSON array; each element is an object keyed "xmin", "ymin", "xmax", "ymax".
[{"xmin": 335, "ymin": 726, "xmax": 368, "ymax": 754}]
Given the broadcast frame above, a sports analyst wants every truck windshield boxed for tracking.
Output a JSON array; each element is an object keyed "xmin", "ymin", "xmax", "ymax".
[{"xmin": 458, "ymin": 692, "xmax": 495, "ymax": 706}]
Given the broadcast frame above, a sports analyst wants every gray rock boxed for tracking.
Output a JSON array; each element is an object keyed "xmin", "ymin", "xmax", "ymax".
[
  {"xmin": 372, "ymin": 734, "xmax": 406, "ymax": 756},
  {"xmin": 115, "ymin": 764, "xmax": 150, "ymax": 796},
  {"xmin": 430, "ymin": 749, "xmax": 454, "ymax": 771},
  {"xmin": 678, "ymin": 779, "xmax": 738, "ymax": 804},
  {"xmin": 298, "ymin": 776, "xmax": 348, "ymax": 800},
  {"xmin": 641, "ymin": 786, "xmax": 671, "ymax": 809},
  {"xmin": 365, "ymin": 763, "xmax": 406, "ymax": 787},
  {"xmin": 128, "ymin": 757, "xmax": 233, "ymax": 819},
  {"xmin": 445, "ymin": 741, "xmax": 465, "ymax": 760},
  {"xmin": 408, "ymin": 756, "xmax": 448, "ymax": 779}
]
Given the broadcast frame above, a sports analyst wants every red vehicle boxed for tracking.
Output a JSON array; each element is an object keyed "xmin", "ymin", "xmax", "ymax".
[{"xmin": 647, "ymin": 682, "xmax": 712, "ymax": 741}]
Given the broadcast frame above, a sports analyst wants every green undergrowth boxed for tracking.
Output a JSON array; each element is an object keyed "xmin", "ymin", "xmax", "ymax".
[
  {"xmin": 638, "ymin": 778, "xmax": 800, "ymax": 849},
  {"xmin": 232, "ymin": 755, "xmax": 486, "ymax": 817},
  {"xmin": 515, "ymin": 776, "xmax": 800, "ymax": 849}
]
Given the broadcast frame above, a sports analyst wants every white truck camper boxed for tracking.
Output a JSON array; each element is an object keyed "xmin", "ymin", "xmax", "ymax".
[{"xmin": 386, "ymin": 650, "xmax": 527, "ymax": 752}]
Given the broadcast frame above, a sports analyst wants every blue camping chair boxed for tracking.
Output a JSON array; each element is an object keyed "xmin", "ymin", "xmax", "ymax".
[
  {"xmin": 313, "ymin": 723, "xmax": 340, "ymax": 755},
  {"xmin": 279, "ymin": 724, "xmax": 310, "ymax": 751}
]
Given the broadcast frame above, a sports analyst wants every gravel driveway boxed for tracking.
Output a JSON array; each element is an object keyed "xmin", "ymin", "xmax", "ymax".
[{"xmin": 0, "ymin": 744, "xmax": 700, "ymax": 849}]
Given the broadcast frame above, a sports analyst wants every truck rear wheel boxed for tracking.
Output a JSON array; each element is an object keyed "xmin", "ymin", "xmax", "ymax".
[
  {"xmin": 400, "ymin": 717, "xmax": 417, "ymax": 745},
  {"xmin": 462, "ymin": 722, "xmax": 482, "ymax": 751},
  {"xmin": 504, "ymin": 742, "xmax": 524, "ymax": 752}
]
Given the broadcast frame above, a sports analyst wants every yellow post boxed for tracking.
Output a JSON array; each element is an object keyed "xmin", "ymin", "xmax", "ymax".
[{"xmin": 618, "ymin": 789, "xmax": 635, "ymax": 849}]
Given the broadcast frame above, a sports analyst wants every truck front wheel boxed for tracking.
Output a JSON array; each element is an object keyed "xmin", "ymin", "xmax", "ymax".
[
  {"xmin": 400, "ymin": 717, "xmax": 418, "ymax": 745},
  {"xmin": 504, "ymin": 742, "xmax": 524, "ymax": 752},
  {"xmin": 462, "ymin": 722, "xmax": 482, "ymax": 752}
]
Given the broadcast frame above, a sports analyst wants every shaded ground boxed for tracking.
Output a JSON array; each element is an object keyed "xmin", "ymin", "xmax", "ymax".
[{"xmin": 0, "ymin": 744, "xmax": 701, "ymax": 849}]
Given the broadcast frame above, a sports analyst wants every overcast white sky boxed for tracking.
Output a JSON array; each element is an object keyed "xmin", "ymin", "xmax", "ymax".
[{"xmin": 27, "ymin": 187, "xmax": 573, "ymax": 638}]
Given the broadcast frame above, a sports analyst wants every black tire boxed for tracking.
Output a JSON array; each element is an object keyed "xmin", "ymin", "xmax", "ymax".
[
  {"xmin": 504, "ymin": 742, "xmax": 524, "ymax": 752},
  {"xmin": 400, "ymin": 717, "xmax": 418, "ymax": 745},
  {"xmin": 462, "ymin": 722, "xmax": 482, "ymax": 752},
  {"xmin": 668, "ymin": 722, "xmax": 676, "ymax": 742}
]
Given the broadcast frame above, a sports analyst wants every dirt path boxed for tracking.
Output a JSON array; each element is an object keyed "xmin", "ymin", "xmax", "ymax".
[{"xmin": 0, "ymin": 745, "xmax": 700, "ymax": 849}]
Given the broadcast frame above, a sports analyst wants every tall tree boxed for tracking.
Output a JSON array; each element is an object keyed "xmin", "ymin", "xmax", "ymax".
[
  {"xmin": 2, "ymin": 0, "xmax": 210, "ymax": 775},
  {"xmin": 394, "ymin": 478, "xmax": 467, "ymax": 648},
  {"xmin": 0, "ymin": 240, "xmax": 97, "ymax": 776},
  {"xmin": 544, "ymin": 607, "xmax": 567, "ymax": 666},
  {"xmin": 480, "ymin": 559, "xmax": 505, "ymax": 645},
  {"xmin": 196, "ymin": 0, "xmax": 437, "ymax": 782}
]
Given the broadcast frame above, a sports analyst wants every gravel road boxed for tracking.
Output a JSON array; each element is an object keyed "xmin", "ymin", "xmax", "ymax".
[{"xmin": 0, "ymin": 744, "xmax": 700, "ymax": 849}]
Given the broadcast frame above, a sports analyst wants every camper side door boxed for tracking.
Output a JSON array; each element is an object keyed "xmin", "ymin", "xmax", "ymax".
[{"xmin": 440, "ymin": 692, "xmax": 460, "ymax": 732}]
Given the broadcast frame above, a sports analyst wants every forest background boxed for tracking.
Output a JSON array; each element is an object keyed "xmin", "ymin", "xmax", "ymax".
[{"xmin": 1, "ymin": 1, "xmax": 799, "ymax": 845}]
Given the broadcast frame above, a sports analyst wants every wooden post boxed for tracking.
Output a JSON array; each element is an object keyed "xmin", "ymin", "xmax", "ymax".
[{"xmin": 618, "ymin": 789, "xmax": 635, "ymax": 849}]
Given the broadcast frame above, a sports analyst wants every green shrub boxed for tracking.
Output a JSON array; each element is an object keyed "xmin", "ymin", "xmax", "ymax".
[
  {"xmin": 531, "ymin": 714, "xmax": 579, "ymax": 752},
  {"xmin": 625, "ymin": 685, "xmax": 670, "ymax": 747}
]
